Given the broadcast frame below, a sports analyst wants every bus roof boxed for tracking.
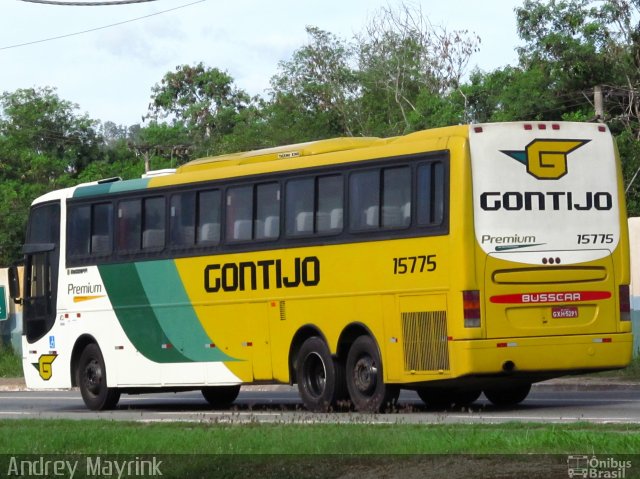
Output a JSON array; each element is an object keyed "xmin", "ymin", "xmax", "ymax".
[
  {"xmin": 65, "ymin": 124, "xmax": 469, "ymax": 200},
  {"xmin": 176, "ymin": 137, "xmax": 383, "ymax": 174}
]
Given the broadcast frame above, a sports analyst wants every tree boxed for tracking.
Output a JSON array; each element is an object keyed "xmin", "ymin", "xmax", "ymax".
[
  {"xmin": 356, "ymin": 3, "xmax": 479, "ymax": 135},
  {"xmin": 147, "ymin": 63, "xmax": 253, "ymax": 155},
  {"xmin": 0, "ymin": 87, "xmax": 102, "ymax": 179},
  {"xmin": 268, "ymin": 26, "xmax": 358, "ymax": 142},
  {"xmin": 515, "ymin": 0, "xmax": 640, "ymax": 126},
  {"xmin": 267, "ymin": 4, "xmax": 480, "ymax": 140},
  {"xmin": 0, "ymin": 87, "xmax": 103, "ymax": 264}
]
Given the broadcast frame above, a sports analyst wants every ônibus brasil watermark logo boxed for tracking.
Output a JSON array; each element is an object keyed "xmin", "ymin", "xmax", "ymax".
[
  {"xmin": 567, "ymin": 455, "xmax": 632, "ymax": 478},
  {"xmin": 501, "ymin": 139, "xmax": 590, "ymax": 180}
]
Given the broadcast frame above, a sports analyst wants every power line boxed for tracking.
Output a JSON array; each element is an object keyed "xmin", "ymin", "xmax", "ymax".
[
  {"xmin": 19, "ymin": 0, "xmax": 159, "ymax": 5},
  {"xmin": 1, "ymin": 0, "xmax": 206, "ymax": 50}
]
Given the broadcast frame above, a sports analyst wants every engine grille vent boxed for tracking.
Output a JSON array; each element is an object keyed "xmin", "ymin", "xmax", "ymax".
[{"xmin": 401, "ymin": 311, "xmax": 450, "ymax": 372}]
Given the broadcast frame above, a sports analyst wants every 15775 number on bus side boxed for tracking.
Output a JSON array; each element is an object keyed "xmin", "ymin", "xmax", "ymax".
[{"xmin": 392, "ymin": 255, "xmax": 436, "ymax": 275}]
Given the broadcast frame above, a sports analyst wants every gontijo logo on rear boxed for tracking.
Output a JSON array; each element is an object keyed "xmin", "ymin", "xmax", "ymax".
[
  {"xmin": 479, "ymin": 137, "xmax": 612, "ymax": 212},
  {"xmin": 470, "ymin": 123, "xmax": 620, "ymax": 265},
  {"xmin": 501, "ymin": 139, "xmax": 590, "ymax": 180}
]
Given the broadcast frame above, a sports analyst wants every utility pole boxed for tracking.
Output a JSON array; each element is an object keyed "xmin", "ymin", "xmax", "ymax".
[
  {"xmin": 594, "ymin": 85, "xmax": 604, "ymax": 121},
  {"xmin": 128, "ymin": 144, "xmax": 192, "ymax": 172},
  {"xmin": 128, "ymin": 144, "xmax": 154, "ymax": 173}
]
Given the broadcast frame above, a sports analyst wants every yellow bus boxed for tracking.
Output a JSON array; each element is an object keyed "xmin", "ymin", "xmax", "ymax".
[{"xmin": 9, "ymin": 121, "xmax": 633, "ymax": 412}]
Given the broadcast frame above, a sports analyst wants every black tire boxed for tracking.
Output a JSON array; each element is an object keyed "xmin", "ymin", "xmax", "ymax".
[
  {"xmin": 201, "ymin": 385, "xmax": 241, "ymax": 408},
  {"xmin": 77, "ymin": 343, "xmax": 120, "ymax": 411},
  {"xmin": 417, "ymin": 388, "xmax": 481, "ymax": 410},
  {"xmin": 484, "ymin": 383, "xmax": 531, "ymax": 407},
  {"xmin": 345, "ymin": 335, "xmax": 399, "ymax": 413},
  {"xmin": 296, "ymin": 336, "xmax": 344, "ymax": 412}
]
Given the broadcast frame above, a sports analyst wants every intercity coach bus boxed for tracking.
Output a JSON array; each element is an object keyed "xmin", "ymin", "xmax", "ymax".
[{"xmin": 9, "ymin": 122, "xmax": 632, "ymax": 411}]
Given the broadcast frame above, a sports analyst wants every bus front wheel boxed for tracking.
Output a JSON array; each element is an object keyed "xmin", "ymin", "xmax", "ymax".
[
  {"xmin": 77, "ymin": 343, "xmax": 120, "ymax": 411},
  {"xmin": 201, "ymin": 385, "xmax": 241, "ymax": 408},
  {"xmin": 484, "ymin": 383, "xmax": 531, "ymax": 407},
  {"xmin": 345, "ymin": 335, "xmax": 399, "ymax": 412}
]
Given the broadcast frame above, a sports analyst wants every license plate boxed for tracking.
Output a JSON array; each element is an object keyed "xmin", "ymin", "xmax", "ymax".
[{"xmin": 552, "ymin": 306, "xmax": 579, "ymax": 319}]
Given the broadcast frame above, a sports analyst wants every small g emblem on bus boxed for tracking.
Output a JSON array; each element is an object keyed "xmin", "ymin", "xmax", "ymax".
[
  {"xmin": 33, "ymin": 354, "xmax": 57, "ymax": 381},
  {"xmin": 501, "ymin": 139, "xmax": 590, "ymax": 180}
]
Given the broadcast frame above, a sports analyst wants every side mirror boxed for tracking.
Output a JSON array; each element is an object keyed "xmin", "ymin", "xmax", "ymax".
[{"xmin": 8, "ymin": 264, "xmax": 22, "ymax": 305}]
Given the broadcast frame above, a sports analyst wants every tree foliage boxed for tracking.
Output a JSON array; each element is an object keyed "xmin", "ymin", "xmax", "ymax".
[
  {"xmin": 267, "ymin": 4, "xmax": 480, "ymax": 139},
  {"xmin": 268, "ymin": 26, "xmax": 358, "ymax": 141},
  {"xmin": 356, "ymin": 3, "xmax": 479, "ymax": 134},
  {"xmin": 0, "ymin": 87, "xmax": 103, "ymax": 263},
  {"xmin": 147, "ymin": 63, "xmax": 256, "ymax": 156}
]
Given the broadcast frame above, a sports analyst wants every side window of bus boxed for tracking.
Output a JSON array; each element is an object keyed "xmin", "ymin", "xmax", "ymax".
[
  {"xmin": 416, "ymin": 161, "xmax": 445, "ymax": 227},
  {"xmin": 117, "ymin": 197, "xmax": 165, "ymax": 252},
  {"xmin": 349, "ymin": 170, "xmax": 379, "ymax": 230},
  {"xmin": 286, "ymin": 175, "xmax": 343, "ymax": 236},
  {"xmin": 255, "ymin": 183, "xmax": 280, "ymax": 240},
  {"xmin": 142, "ymin": 197, "xmax": 165, "ymax": 250},
  {"xmin": 349, "ymin": 166, "xmax": 410, "ymax": 231},
  {"xmin": 317, "ymin": 175, "xmax": 343, "ymax": 233},
  {"xmin": 198, "ymin": 189, "xmax": 221, "ymax": 244},
  {"xmin": 226, "ymin": 183, "xmax": 280, "ymax": 242},
  {"xmin": 92, "ymin": 203, "xmax": 113, "ymax": 254},
  {"xmin": 170, "ymin": 192, "xmax": 196, "ymax": 247},
  {"xmin": 117, "ymin": 199, "xmax": 142, "ymax": 252},
  {"xmin": 286, "ymin": 178, "xmax": 314, "ymax": 236},
  {"xmin": 67, "ymin": 205, "xmax": 91, "ymax": 256},
  {"xmin": 67, "ymin": 203, "xmax": 113, "ymax": 257},
  {"xmin": 382, "ymin": 166, "xmax": 411, "ymax": 227},
  {"xmin": 226, "ymin": 185, "xmax": 253, "ymax": 241}
]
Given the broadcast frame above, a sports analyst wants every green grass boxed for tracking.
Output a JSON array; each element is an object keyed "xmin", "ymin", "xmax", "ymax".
[
  {"xmin": 0, "ymin": 420, "xmax": 638, "ymax": 455},
  {"xmin": 0, "ymin": 421, "xmax": 638, "ymax": 478},
  {"xmin": 611, "ymin": 354, "xmax": 640, "ymax": 378},
  {"xmin": 0, "ymin": 346, "xmax": 22, "ymax": 377}
]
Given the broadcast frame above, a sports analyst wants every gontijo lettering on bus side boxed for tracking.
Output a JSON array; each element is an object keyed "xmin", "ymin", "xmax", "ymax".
[{"xmin": 204, "ymin": 256, "xmax": 320, "ymax": 293}]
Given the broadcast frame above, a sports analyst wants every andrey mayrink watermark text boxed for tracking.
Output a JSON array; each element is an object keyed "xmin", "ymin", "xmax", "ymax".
[{"xmin": 5, "ymin": 456, "xmax": 162, "ymax": 478}]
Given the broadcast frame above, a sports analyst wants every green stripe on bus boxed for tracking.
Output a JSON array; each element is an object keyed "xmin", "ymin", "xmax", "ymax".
[
  {"xmin": 99, "ymin": 262, "xmax": 190, "ymax": 363},
  {"xmin": 135, "ymin": 260, "xmax": 236, "ymax": 362}
]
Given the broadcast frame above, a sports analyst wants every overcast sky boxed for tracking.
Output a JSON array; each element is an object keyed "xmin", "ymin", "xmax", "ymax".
[{"xmin": 1, "ymin": 0, "xmax": 523, "ymax": 127}]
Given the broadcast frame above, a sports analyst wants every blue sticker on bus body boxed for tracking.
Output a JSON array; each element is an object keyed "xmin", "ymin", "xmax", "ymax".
[{"xmin": 49, "ymin": 336, "xmax": 55, "ymax": 349}]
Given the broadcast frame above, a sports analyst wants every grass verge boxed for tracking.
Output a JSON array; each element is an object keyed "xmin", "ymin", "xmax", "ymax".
[
  {"xmin": 0, "ymin": 420, "xmax": 638, "ymax": 455},
  {"xmin": 608, "ymin": 354, "xmax": 640, "ymax": 379},
  {"xmin": 0, "ymin": 421, "xmax": 638, "ymax": 478},
  {"xmin": 0, "ymin": 346, "xmax": 22, "ymax": 378}
]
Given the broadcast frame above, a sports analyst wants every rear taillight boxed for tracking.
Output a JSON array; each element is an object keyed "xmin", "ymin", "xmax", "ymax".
[
  {"xmin": 619, "ymin": 285, "xmax": 631, "ymax": 321},
  {"xmin": 463, "ymin": 290, "xmax": 481, "ymax": 328}
]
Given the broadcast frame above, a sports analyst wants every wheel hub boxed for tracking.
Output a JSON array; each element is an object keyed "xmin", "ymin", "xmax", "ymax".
[
  {"xmin": 353, "ymin": 356, "xmax": 377, "ymax": 395},
  {"xmin": 303, "ymin": 352, "xmax": 327, "ymax": 398},
  {"xmin": 84, "ymin": 359, "xmax": 103, "ymax": 395}
]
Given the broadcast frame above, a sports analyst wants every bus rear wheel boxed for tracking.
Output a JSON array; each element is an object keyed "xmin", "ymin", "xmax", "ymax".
[
  {"xmin": 77, "ymin": 343, "xmax": 120, "ymax": 411},
  {"xmin": 484, "ymin": 383, "xmax": 531, "ymax": 407},
  {"xmin": 201, "ymin": 385, "xmax": 241, "ymax": 408},
  {"xmin": 296, "ymin": 336, "xmax": 345, "ymax": 412},
  {"xmin": 345, "ymin": 335, "xmax": 399, "ymax": 413}
]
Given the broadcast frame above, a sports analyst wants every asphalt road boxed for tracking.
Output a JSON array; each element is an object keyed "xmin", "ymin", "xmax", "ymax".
[{"xmin": 0, "ymin": 381, "xmax": 639, "ymax": 424}]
